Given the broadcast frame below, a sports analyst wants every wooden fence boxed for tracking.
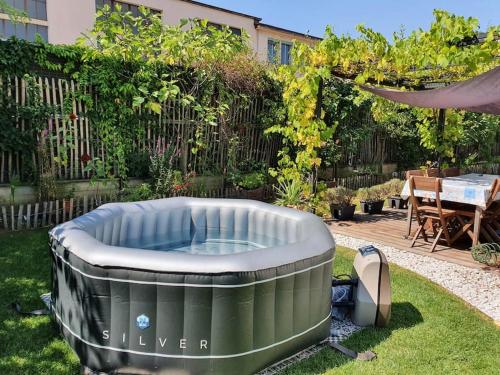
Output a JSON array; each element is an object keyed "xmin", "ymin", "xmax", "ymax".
[
  {"xmin": 332, "ymin": 162, "xmax": 500, "ymax": 190},
  {"xmin": 2, "ymin": 163, "xmax": 498, "ymax": 231},
  {"xmin": 0, "ymin": 185, "xmax": 275, "ymax": 231},
  {"xmin": 1, "ymin": 195, "xmax": 112, "ymax": 231},
  {"xmin": 0, "ymin": 75, "xmax": 280, "ymax": 183},
  {"xmin": 464, "ymin": 162, "xmax": 500, "ymax": 175},
  {"xmin": 333, "ymin": 174, "xmax": 391, "ymax": 190},
  {"xmin": 336, "ymin": 117, "xmax": 500, "ymax": 167}
]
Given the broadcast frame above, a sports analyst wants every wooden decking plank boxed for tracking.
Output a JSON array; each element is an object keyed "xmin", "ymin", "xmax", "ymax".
[{"xmin": 328, "ymin": 208, "xmax": 498, "ymax": 273}]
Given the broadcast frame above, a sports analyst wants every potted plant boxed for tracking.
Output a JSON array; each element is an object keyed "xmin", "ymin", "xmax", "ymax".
[
  {"xmin": 384, "ymin": 179, "xmax": 407, "ymax": 209},
  {"xmin": 358, "ymin": 185, "xmax": 386, "ymax": 214},
  {"xmin": 326, "ymin": 186, "xmax": 356, "ymax": 220},
  {"xmin": 62, "ymin": 186, "xmax": 76, "ymax": 214},
  {"xmin": 274, "ymin": 179, "xmax": 306, "ymax": 210},
  {"xmin": 357, "ymin": 188, "xmax": 372, "ymax": 214},
  {"xmin": 237, "ymin": 171, "xmax": 267, "ymax": 200}
]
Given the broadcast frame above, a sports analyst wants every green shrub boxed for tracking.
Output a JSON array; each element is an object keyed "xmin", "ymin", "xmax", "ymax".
[
  {"xmin": 274, "ymin": 180, "xmax": 306, "ymax": 208},
  {"xmin": 357, "ymin": 184, "xmax": 388, "ymax": 202},
  {"xmin": 326, "ymin": 186, "xmax": 355, "ymax": 207},
  {"xmin": 371, "ymin": 184, "xmax": 390, "ymax": 200},
  {"xmin": 149, "ymin": 138, "xmax": 180, "ymax": 198},
  {"xmin": 122, "ymin": 183, "xmax": 153, "ymax": 202},
  {"xmin": 357, "ymin": 187, "xmax": 373, "ymax": 202},
  {"xmin": 383, "ymin": 178, "xmax": 405, "ymax": 197},
  {"xmin": 237, "ymin": 172, "xmax": 266, "ymax": 190}
]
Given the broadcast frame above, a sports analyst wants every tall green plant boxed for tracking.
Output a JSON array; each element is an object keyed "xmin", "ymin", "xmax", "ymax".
[
  {"xmin": 268, "ymin": 10, "xmax": 499, "ymax": 190},
  {"xmin": 72, "ymin": 5, "xmax": 264, "ymax": 183}
]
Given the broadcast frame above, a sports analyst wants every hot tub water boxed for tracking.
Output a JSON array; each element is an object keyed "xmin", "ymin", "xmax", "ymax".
[{"xmin": 122, "ymin": 228, "xmax": 286, "ymax": 255}]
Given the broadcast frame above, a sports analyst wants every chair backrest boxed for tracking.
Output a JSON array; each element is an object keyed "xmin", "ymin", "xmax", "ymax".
[
  {"xmin": 486, "ymin": 178, "xmax": 500, "ymax": 209},
  {"xmin": 406, "ymin": 169, "xmax": 424, "ymax": 180},
  {"xmin": 443, "ymin": 167, "xmax": 460, "ymax": 177},
  {"xmin": 409, "ymin": 176, "xmax": 444, "ymax": 213},
  {"xmin": 425, "ymin": 168, "xmax": 440, "ymax": 177}
]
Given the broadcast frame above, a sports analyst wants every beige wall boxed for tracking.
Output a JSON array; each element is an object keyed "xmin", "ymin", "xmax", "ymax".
[
  {"xmin": 255, "ymin": 25, "xmax": 319, "ymax": 62},
  {"xmin": 46, "ymin": 0, "xmax": 96, "ymax": 44},
  {"xmin": 44, "ymin": 0, "xmax": 317, "ymax": 62},
  {"xmin": 46, "ymin": 0, "xmax": 258, "ymax": 50}
]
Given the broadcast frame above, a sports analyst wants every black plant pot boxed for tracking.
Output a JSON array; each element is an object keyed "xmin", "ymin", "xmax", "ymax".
[
  {"xmin": 330, "ymin": 204, "xmax": 356, "ymax": 221},
  {"xmin": 387, "ymin": 196, "xmax": 408, "ymax": 209},
  {"xmin": 361, "ymin": 200, "xmax": 384, "ymax": 214}
]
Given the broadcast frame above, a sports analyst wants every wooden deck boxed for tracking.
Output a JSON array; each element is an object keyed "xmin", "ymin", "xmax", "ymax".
[{"xmin": 327, "ymin": 208, "xmax": 499, "ymax": 273}]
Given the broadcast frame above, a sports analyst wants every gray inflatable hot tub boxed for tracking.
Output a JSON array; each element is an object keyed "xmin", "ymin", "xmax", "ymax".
[{"xmin": 49, "ymin": 198, "xmax": 335, "ymax": 374}]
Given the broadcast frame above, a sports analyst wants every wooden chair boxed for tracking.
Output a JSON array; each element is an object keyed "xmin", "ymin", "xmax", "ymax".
[
  {"xmin": 455, "ymin": 178, "xmax": 500, "ymax": 244},
  {"xmin": 408, "ymin": 176, "xmax": 461, "ymax": 252},
  {"xmin": 405, "ymin": 169, "xmax": 424, "ymax": 180},
  {"xmin": 478, "ymin": 178, "xmax": 500, "ymax": 243},
  {"xmin": 425, "ymin": 168, "xmax": 440, "ymax": 177}
]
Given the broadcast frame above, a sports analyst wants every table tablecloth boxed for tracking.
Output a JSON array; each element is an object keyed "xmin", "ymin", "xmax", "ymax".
[{"xmin": 401, "ymin": 173, "xmax": 499, "ymax": 208}]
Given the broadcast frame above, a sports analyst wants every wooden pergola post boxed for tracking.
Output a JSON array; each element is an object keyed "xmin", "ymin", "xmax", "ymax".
[
  {"xmin": 312, "ymin": 77, "xmax": 324, "ymax": 194},
  {"xmin": 437, "ymin": 108, "xmax": 446, "ymax": 174}
]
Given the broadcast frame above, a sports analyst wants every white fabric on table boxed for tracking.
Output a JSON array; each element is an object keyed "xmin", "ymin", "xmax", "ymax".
[{"xmin": 401, "ymin": 173, "xmax": 499, "ymax": 208}]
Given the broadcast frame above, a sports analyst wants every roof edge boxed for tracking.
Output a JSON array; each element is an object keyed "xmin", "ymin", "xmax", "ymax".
[
  {"xmin": 178, "ymin": 0, "xmax": 262, "ymax": 22},
  {"xmin": 257, "ymin": 23, "xmax": 322, "ymax": 41}
]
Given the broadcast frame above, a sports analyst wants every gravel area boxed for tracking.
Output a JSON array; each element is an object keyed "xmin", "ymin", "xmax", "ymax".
[{"xmin": 334, "ymin": 233, "xmax": 500, "ymax": 321}]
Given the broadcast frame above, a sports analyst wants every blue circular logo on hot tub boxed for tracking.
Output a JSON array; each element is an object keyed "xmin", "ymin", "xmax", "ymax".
[{"xmin": 136, "ymin": 314, "xmax": 150, "ymax": 330}]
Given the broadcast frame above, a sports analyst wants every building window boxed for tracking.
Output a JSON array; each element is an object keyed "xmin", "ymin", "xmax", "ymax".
[
  {"xmin": 1, "ymin": 0, "xmax": 47, "ymax": 21},
  {"xmin": 0, "ymin": 19, "xmax": 47, "ymax": 41},
  {"xmin": 95, "ymin": 0, "xmax": 161, "ymax": 17},
  {"xmin": 267, "ymin": 39, "xmax": 278, "ymax": 63},
  {"xmin": 0, "ymin": 1, "xmax": 48, "ymax": 41},
  {"xmin": 268, "ymin": 39, "xmax": 293, "ymax": 65},
  {"xmin": 281, "ymin": 42, "xmax": 292, "ymax": 65},
  {"xmin": 207, "ymin": 22, "xmax": 242, "ymax": 37}
]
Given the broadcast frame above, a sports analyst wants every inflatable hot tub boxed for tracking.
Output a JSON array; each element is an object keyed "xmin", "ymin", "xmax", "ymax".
[{"xmin": 49, "ymin": 198, "xmax": 335, "ymax": 374}]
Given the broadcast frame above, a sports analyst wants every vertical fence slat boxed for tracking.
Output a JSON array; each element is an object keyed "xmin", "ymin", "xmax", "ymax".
[
  {"xmin": 69, "ymin": 198, "xmax": 74, "ymax": 220},
  {"xmin": 10, "ymin": 205, "xmax": 15, "ymax": 231},
  {"xmin": 17, "ymin": 204, "xmax": 23, "ymax": 230},
  {"xmin": 42, "ymin": 201, "xmax": 47, "ymax": 227},
  {"xmin": 26, "ymin": 203, "xmax": 31, "ymax": 229},
  {"xmin": 34, "ymin": 203, "xmax": 39, "ymax": 229},
  {"xmin": 48, "ymin": 201, "xmax": 53, "ymax": 226},
  {"xmin": 55, "ymin": 200, "xmax": 60, "ymax": 225},
  {"xmin": 62, "ymin": 199, "xmax": 66, "ymax": 223},
  {"xmin": 2, "ymin": 206, "xmax": 7, "ymax": 230},
  {"xmin": 83, "ymin": 195, "xmax": 88, "ymax": 214}
]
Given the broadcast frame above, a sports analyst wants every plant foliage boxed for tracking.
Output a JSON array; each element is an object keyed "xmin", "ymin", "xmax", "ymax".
[{"xmin": 267, "ymin": 10, "xmax": 499, "ymax": 192}]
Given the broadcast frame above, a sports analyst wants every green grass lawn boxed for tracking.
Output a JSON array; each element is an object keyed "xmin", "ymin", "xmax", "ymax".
[{"xmin": 0, "ymin": 230, "xmax": 499, "ymax": 375}]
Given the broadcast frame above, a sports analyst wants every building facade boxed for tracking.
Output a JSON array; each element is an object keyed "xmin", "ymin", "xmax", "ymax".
[{"xmin": 0, "ymin": 0, "xmax": 320, "ymax": 64}]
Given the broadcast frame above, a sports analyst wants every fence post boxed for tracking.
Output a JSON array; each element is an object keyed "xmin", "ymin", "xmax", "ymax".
[
  {"xmin": 2, "ymin": 206, "xmax": 7, "ymax": 230},
  {"xmin": 34, "ymin": 203, "xmax": 39, "ymax": 229}
]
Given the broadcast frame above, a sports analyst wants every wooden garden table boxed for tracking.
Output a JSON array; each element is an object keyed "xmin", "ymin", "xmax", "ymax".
[{"xmin": 401, "ymin": 173, "xmax": 500, "ymax": 246}]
